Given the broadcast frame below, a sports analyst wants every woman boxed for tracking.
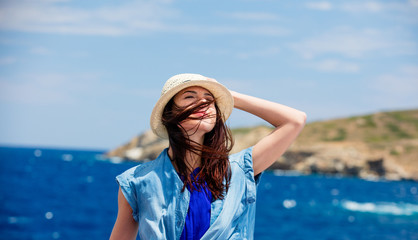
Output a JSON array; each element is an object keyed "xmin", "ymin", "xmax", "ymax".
[{"xmin": 110, "ymin": 73, "xmax": 306, "ymax": 240}]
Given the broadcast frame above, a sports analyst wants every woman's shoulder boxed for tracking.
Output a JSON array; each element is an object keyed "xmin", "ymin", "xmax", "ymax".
[
  {"xmin": 228, "ymin": 146, "xmax": 262, "ymax": 185},
  {"xmin": 228, "ymin": 146, "xmax": 254, "ymax": 167}
]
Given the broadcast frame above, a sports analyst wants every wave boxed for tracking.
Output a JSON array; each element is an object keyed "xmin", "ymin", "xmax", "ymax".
[
  {"xmin": 272, "ymin": 169, "xmax": 303, "ymax": 176},
  {"xmin": 341, "ymin": 200, "xmax": 418, "ymax": 216}
]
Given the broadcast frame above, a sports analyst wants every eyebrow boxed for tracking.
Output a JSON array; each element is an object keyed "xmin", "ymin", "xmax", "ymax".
[{"xmin": 183, "ymin": 90, "xmax": 213, "ymax": 97}]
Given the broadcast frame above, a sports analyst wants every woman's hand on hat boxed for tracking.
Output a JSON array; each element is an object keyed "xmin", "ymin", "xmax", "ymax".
[
  {"xmin": 227, "ymin": 90, "xmax": 307, "ymax": 175},
  {"xmin": 229, "ymin": 90, "xmax": 240, "ymax": 108}
]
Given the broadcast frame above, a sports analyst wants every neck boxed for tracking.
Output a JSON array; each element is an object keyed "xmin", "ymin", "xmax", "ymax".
[
  {"xmin": 168, "ymin": 148, "xmax": 202, "ymax": 174},
  {"xmin": 168, "ymin": 132, "xmax": 205, "ymax": 174}
]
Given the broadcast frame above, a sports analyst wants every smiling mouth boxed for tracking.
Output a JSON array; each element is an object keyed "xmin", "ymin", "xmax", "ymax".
[{"xmin": 192, "ymin": 111, "xmax": 207, "ymax": 117}]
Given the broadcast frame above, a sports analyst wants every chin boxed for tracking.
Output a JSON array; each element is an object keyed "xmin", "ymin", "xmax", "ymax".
[
  {"xmin": 199, "ymin": 124, "xmax": 216, "ymax": 134},
  {"xmin": 200, "ymin": 118, "xmax": 216, "ymax": 131}
]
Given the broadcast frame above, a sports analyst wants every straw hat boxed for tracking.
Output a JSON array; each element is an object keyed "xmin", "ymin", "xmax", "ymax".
[{"xmin": 150, "ymin": 73, "xmax": 234, "ymax": 138}]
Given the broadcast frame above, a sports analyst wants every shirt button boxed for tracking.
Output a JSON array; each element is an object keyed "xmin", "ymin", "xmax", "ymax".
[{"xmin": 247, "ymin": 197, "xmax": 255, "ymax": 204}]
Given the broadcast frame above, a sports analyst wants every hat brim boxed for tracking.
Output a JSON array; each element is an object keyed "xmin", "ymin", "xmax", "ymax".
[{"xmin": 150, "ymin": 80, "xmax": 233, "ymax": 139}]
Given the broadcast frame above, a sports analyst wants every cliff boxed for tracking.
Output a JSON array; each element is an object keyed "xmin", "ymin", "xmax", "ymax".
[{"xmin": 106, "ymin": 109, "xmax": 418, "ymax": 181}]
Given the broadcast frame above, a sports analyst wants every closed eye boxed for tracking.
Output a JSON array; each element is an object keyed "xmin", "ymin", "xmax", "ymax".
[{"xmin": 204, "ymin": 96, "xmax": 214, "ymax": 101}]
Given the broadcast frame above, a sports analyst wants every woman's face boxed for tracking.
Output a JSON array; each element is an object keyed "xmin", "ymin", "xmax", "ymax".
[{"xmin": 173, "ymin": 86, "xmax": 217, "ymax": 136}]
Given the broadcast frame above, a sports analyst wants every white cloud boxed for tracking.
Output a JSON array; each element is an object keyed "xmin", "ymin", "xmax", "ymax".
[
  {"xmin": 410, "ymin": 0, "xmax": 418, "ymax": 6},
  {"xmin": 311, "ymin": 59, "xmax": 359, "ymax": 73},
  {"xmin": 291, "ymin": 27, "xmax": 416, "ymax": 59},
  {"xmin": 400, "ymin": 65, "xmax": 418, "ymax": 76},
  {"xmin": 236, "ymin": 47, "xmax": 280, "ymax": 60},
  {"xmin": 0, "ymin": 57, "xmax": 17, "ymax": 65},
  {"xmin": 0, "ymin": 72, "xmax": 159, "ymax": 106},
  {"xmin": 305, "ymin": 1, "xmax": 418, "ymax": 25},
  {"xmin": 188, "ymin": 46, "xmax": 231, "ymax": 56},
  {"xmin": 305, "ymin": 2, "xmax": 333, "ymax": 11},
  {"xmin": 218, "ymin": 11, "xmax": 280, "ymax": 21},
  {"xmin": 370, "ymin": 65, "xmax": 418, "ymax": 105},
  {"xmin": 30, "ymin": 47, "xmax": 52, "ymax": 55},
  {"xmin": 307, "ymin": 1, "xmax": 418, "ymax": 13},
  {"xmin": 0, "ymin": 1, "xmax": 290, "ymax": 37},
  {"xmin": 376, "ymin": 75, "xmax": 418, "ymax": 95},
  {"xmin": 169, "ymin": 24, "xmax": 288, "ymax": 36},
  {"xmin": 245, "ymin": 25, "xmax": 289, "ymax": 36},
  {"xmin": 188, "ymin": 46, "xmax": 281, "ymax": 60},
  {"xmin": 341, "ymin": 2, "xmax": 384, "ymax": 13},
  {"xmin": 0, "ymin": 74, "xmax": 76, "ymax": 105},
  {"xmin": 0, "ymin": 0, "xmax": 177, "ymax": 36},
  {"xmin": 222, "ymin": 79, "xmax": 255, "ymax": 93}
]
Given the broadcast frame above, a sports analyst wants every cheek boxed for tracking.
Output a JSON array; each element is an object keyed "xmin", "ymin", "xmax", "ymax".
[
  {"xmin": 208, "ymin": 104, "xmax": 217, "ymax": 114},
  {"xmin": 178, "ymin": 121, "xmax": 193, "ymax": 131},
  {"xmin": 203, "ymin": 118, "xmax": 216, "ymax": 128},
  {"xmin": 203, "ymin": 108, "xmax": 217, "ymax": 126},
  {"xmin": 209, "ymin": 105, "xmax": 218, "ymax": 121}
]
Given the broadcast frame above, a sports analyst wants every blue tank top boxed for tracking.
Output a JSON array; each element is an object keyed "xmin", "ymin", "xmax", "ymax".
[{"xmin": 180, "ymin": 168, "xmax": 212, "ymax": 240}]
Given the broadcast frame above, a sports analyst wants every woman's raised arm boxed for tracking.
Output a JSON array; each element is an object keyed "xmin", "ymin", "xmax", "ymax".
[
  {"xmin": 110, "ymin": 187, "xmax": 139, "ymax": 240},
  {"xmin": 230, "ymin": 91, "xmax": 307, "ymax": 176}
]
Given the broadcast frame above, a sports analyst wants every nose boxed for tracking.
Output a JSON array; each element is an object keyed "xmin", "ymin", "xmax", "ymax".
[{"xmin": 197, "ymin": 98, "xmax": 211, "ymax": 110}]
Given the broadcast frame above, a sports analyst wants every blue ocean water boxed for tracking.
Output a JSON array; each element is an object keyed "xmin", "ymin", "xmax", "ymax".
[{"xmin": 0, "ymin": 146, "xmax": 417, "ymax": 240}]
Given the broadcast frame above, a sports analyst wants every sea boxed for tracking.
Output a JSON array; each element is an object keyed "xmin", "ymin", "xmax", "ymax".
[{"xmin": 0, "ymin": 146, "xmax": 417, "ymax": 240}]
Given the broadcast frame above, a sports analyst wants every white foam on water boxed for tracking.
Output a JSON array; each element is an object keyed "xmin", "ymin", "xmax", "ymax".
[
  {"xmin": 410, "ymin": 187, "xmax": 417, "ymax": 195},
  {"xmin": 8, "ymin": 216, "xmax": 31, "ymax": 224},
  {"xmin": 52, "ymin": 232, "xmax": 60, "ymax": 239},
  {"xmin": 45, "ymin": 211, "xmax": 54, "ymax": 219},
  {"xmin": 109, "ymin": 156, "xmax": 123, "ymax": 164},
  {"xmin": 283, "ymin": 199, "xmax": 297, "ymax": 209},
  {"xmin": 341, "ymin": 200, "xmax": 418, "ymax": 216},
  {"xmin": 34, "ymin": 149, "xmax": 42, "ymax": 157},
  {"xmin": 273, "ymin": 170, "xmax": 302, "ymax": 177},
  {"xmin": 8, "ymin": 217, "xmax": 18, "ymax": 224},
  {"xmin": 61, "ymin": 154, "xmax": 73, "ymax": 161},
  {"xmin": 331, "ymin": 188, "xmax": 339, "ymax": 196},
  {"xmin": 263, "ymin": 182, "xmax": 272, "ymax": 190},
  {"xmin": 85, "ymin": 176, "xmax": 94, "ymax": 183},
  {"xmin": 94, "ymin": 154, "xmax": 106, "ymax": 161}
]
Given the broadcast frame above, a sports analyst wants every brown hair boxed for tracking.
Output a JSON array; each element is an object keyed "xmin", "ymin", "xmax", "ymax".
[{"xmin": 162, "ymin": 97, "xmax": 233, "ymax": 200}]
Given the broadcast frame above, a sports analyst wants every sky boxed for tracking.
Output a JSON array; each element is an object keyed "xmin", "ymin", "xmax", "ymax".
[{"xmin": 0, "ymin": 0, "xmax": 417, "ymax": 150}]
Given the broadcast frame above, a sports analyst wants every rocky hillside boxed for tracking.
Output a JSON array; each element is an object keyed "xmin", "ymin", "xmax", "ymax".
[{"xmin": 106, "ymin": 109, "xmax": 418, "ymax": 181}]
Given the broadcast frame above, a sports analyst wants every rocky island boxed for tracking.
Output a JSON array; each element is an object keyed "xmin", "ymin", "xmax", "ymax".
[{"xmin": 107, "ymin": 109, "xmax": 418, "ymax": 181}]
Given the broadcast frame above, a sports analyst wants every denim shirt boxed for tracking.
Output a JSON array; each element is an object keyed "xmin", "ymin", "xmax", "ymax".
[{"xmin": 116, "ymin": 147, "xmax": 261, "ymax": 240}]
